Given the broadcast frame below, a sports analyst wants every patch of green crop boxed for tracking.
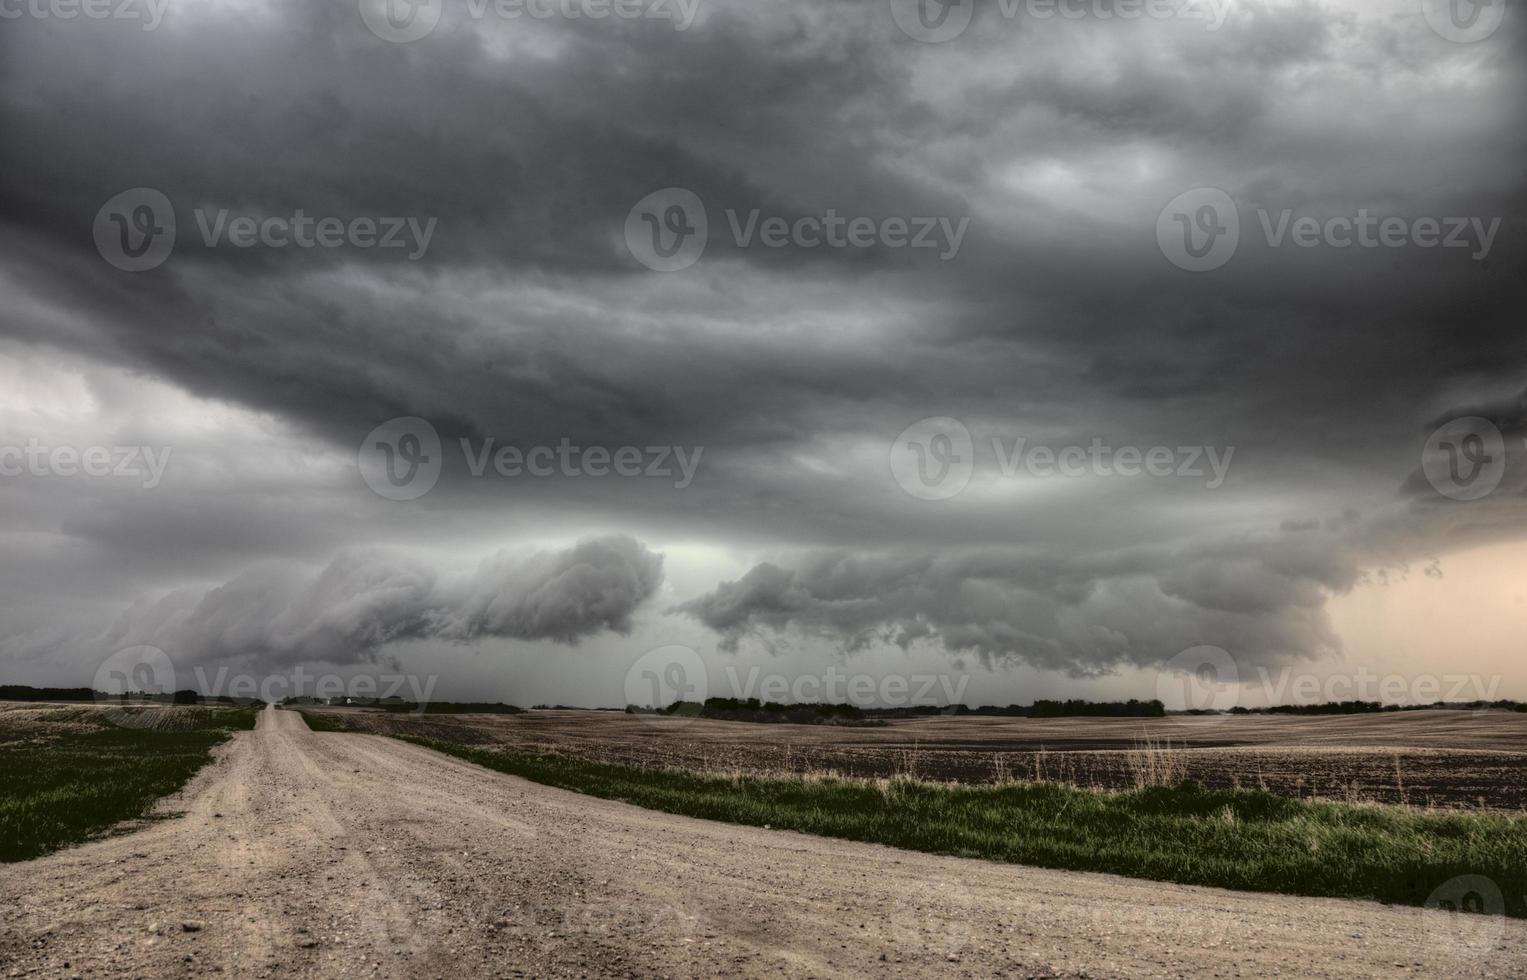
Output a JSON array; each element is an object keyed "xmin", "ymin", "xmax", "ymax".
[
  {"xmin": 0, "ymin": 708, "xmax": 257, "ymax": 862},
  {"xmin": 400, "ymin": 735, "xmax": 1527, "ymax": 916}
]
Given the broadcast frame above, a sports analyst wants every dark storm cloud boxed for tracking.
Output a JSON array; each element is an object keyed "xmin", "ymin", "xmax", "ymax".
[
  {"xmin": 675, "ymin": 530, "xmax": 1359, "ymax": 674},
  {"xmin": 4, "ymin": 0, "xmax": 1520, "ymax": 463},
  {"xmin": 678, "ymin": 376, "xmax": 1527, "ymax": 672},
  {"xmin": 1401, "ymin": 387, "xmax": 1527, "ymax": 502},
  {"xmin": 1, "ymin": 0, "xmax": 1524, "ymax": 678},
  {"xmin": 63, "ymin": 535, "xmax": 664, "ymax": 668}
]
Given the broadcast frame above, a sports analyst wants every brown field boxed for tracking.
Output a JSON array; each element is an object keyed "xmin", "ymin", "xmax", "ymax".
[
  {"xmin": 302, "ymin": 705, "xmax": 1527, "ymax": 811},
  {"xmin": 0, "ymin": 701, "xmax": 248, "ymax": 740},
  {"xmin": 10, "ymin": 706, "xmax": 1522, "ymax": 979}
]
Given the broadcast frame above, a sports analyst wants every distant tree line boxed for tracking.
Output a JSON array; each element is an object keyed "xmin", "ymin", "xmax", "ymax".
[
  {"xmin": 625, "ymin": 697, "xmax": 1527, "ymax": 721},
  {"xmin": 1028, "ymin": 698, "xmax": 1165, "ymax": 718},
  {"xmin": 380, "ymin": 701, "xmax": 521, "ymax": 715},
  {"xmin": 625, "ymin": 697, "xmax": 1168, "ymax": 723},
  {"xmin": 864, "ymin": 699, "xmax": 1165, "ymax": 718},
  {"xmin": 648, "ymin": 697, "xmax": 871, "ymax": 725},
  {"xmin": 12, "ymin": 683, "xmax": 1522, "ymax": 717},
  {"xmin": 0, "ymin": 685, "xmax": 98, "ymax": 702},
  {"xmin": 0, "ymin": 685, "xmax": 256, "ymax": 706},
  {"xmin": 1228, "ymin": 700, "xmax": 1527, "ymax": 715},
  {"xmin": 281, "ymin": 695, "xmax": 521, "ymax": 714}
]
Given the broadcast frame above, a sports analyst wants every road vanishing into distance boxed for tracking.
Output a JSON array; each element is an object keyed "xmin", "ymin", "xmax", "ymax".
[{"xmin": 2, "ymin": 705, "xmax": 1522, "ymax": 978}]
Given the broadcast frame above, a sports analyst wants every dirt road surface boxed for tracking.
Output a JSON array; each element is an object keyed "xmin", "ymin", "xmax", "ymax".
[{"xmin": 2, "ymin": 705, "xmax": 1522, "ymax": 978}]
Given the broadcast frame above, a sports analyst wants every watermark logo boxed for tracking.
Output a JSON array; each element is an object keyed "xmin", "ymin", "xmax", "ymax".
[
  {"xmin": 0, "ymin": 0, "xmax": 168, "ymax": 30},
  {"xmin": 94, "ymin": 189, "xmax": 438, "ymax": 271},
  {"xmin": 94, "ymin": 187, "xmax": 176, "ymax": 272},
  {"xmin": 891, "ymin": 418, "xmax": 1235, "ymax": 500},
  {"xmin": 1157, "ymin": 645, "xmax": 1240, "ymax": 714},
  {"xmin": 1255, "ymin": 210, "xmax": 1500, "ymax": 261},
  {"xmin": 358, "ymin": 0, "xmax": 444, "ymax": 42},
  {"xmin": 1157, "ymin": 187, "xmax": 1239, "ymax": 272},
  {"xmin": 1421, "ymin": 0, "xmax": 1506, "ymax": 43},
  {"xmin": 360, "ymin": 0, "xmax": 698, "ymax": 43},
  {"xmin": 889, "ymin": 0, "xmax": 975, "ymax": 42},
  {"xmin": 1157, "ymin": 660, "xmax": 1503, "ymax": 715},
  {"xmin": 625, "ymin": 187, "xmax": 708, "ymax": 272},
  {"xmin": 991, "ymin": 436, "xmax": 1233, "ymax": 487},
  {"xmin": 198, "ymin": 666, "xmax": 439, "ymax": 705},
  {"xmin": 890, "ymin": 417, "xmax": 975, "ymax": 501},
  {"xmin": 1256, "ymin": 667, "xmax": 1501, "ymax": 707},
  {"xmin": 0, "ymin": 440, "xmax": 172, "ymax": 488},
  {"xmin": 360, "ymin": 0, "xmax": 445, "ymax": 40},
  {"xmin": 192, "ymin": 209, "xmax": 437, "ymax": 260},
  {"xmin": 1422, "ymin": 417, "xmax": 1506, "ymax": 501},
  {"xmin": 624, "ymin": 644, "xmax": 709, "ymax": 724},
  {"xmin": 625, "ymin": 188, "xmax": 971, "ymax": 270},
  {"xmin": 891, "ymin": 0, "xmax": 1231, "ymax": 43},
  {"xmin": 93, "ymin": 645, "xmax": 178, "ymax": 727},
  {"xmin": 1159, "ymin": 190, "xmax": 1502, "ymax": 271},
  {"xmin": 1421, "ymin": 875, "xmax": 1507, "ymax": 959},
  {"xmin": 721, "ymin": 664, "xmax": 969, "ymax": 708},
  {"xmin": 358, "ymin": 417, "xmax": 705, "ymax": 500},
  {"xmin": 359, "ymin": 417, "xmax": 443, "ymax": 501}
]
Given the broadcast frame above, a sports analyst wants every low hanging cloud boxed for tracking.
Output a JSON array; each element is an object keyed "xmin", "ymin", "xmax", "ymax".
[
  {"xmin": 678, "ymin": 383, "xmax": 1527, "ymax": 676},
  {"xmin": 675, "ymin": 534, "xmax": 1366, "ymax": 675},
  {"xmin": 88, "ymin": 535, "xmax": 664, "ymax": 668}
]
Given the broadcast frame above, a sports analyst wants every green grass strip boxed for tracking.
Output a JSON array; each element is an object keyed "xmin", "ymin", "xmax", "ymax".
[
  {"xmin": 292, "ymin": 709, "xmax": 350, "ymax": 732},
  {"xmin": 392, "ymin": 733, "xmax": 1527, "ymax": 916},
  {"xmin": 0, "ymin": 708, "xmax": 258, "ymax": 862}
]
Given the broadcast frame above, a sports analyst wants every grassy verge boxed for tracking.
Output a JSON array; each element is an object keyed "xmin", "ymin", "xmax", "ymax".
[
  {"xmin": 290, "ymin": 707, "xmax": 349, "ymax": 731},
  {"xmin": 0, "ymin": 707, "xmax": 258, "ymax": 862},
  {"xmin": 397, "ymin": 733, "xmax": 1527, "ymax": 916}
]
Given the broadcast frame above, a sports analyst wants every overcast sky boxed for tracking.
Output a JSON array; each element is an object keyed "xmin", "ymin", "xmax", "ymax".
[{"xmin": 1, "ymin": 0, "xmax": 1523, "ymax": 708}]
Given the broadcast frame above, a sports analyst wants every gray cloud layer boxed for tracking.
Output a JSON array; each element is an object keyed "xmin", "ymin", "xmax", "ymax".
[
  {"xmin": 1, "ymin": 1, "xmax": 1524, "ymax": 687},
  {"xmin": 682, "ymin": 383, "xmax": 1527, "ymax": 672},
  {"xmin": 79, "ymin": 535, "xmax": 664, "ymax": 668},
  {"xmin": 677, "ymin": 532, "xmax": 1357, "ymax": 675}
]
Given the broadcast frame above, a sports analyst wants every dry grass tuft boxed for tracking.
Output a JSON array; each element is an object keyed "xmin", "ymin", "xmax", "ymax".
[{"xmin": 1126, "ymin": 736, "xmax": 1189, "ymax": 789}]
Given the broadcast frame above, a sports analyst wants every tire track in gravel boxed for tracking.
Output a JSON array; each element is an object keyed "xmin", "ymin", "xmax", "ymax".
[{"xmin": 2, "ymin": 704, "xmax": 1522, "ymax": 978}]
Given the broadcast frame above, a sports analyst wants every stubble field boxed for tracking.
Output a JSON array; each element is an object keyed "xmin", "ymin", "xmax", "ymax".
[{"xmin": 299, "ymin": 706, "xmax": 1527, "ymax": 811}]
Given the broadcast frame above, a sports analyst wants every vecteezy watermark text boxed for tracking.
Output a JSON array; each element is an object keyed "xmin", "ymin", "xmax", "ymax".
[
  {"xmin": 622, "ymin": 644, "xmax": 971, "ymax": 722},
  {"xmin": 0, "ymin": 0, "xmax": 167, "ymax": 29},
  {"xmin": 357, "ymin": 0, "xmax": 699, "ymax": 43},
  {"xmin": 1157, "ymin": 188, "xmax": 1504, "ymax": 272},
  {"xmin": 358, "ymin": 417, "xmax": 704, "ymax": 500},
  {"xmin": 91, "ymin": 647, "xmax": 442, "ymax": 718},
  {"xmin": 0, "ymin": 440, "xmax": 171, "ymax": 489},
  {"xmin": 1155, "ymin": 646, "xmax": 1506, "ymax": 716},
  {"xmin": 193, "ymin": 209, "xmax": 437, "ymax": 260},
  {"xmin": 624, "ymin": 187, "xmax": 971, "ymax": 271},
  {"xmin": 721, "ymin": 663, "xmax": 970, "ymax": 708},
  {"xmin": 889, "ymin": 417, "xmax": 1234, "ymax": 501},
  {"xmin": 93, "ymin": 187, "xmax": 438, "ymax": 272},
  {"xmin": 194, "ymin": 664, "xmax": 439, "ymax": 705},
  {"xmin": 889, "ymin": 0, "xmax": 1232, "ymax": 44}
]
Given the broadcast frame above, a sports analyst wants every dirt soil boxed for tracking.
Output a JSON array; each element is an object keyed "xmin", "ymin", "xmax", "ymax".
[
  {"xmin": 309, "ymin": 706, "xmax": 1527, "ymax": 810},
  {"xmin": 1, "ymin": 705, "xmax": 1522, "ymax": 979},
  {"xmin": 0, "ymin": 703, "xmax": 250, "ymax": 740}
]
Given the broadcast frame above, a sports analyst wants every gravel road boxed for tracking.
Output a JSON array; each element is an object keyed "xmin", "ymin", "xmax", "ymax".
[{"xmin": 2, "ymin": 705, "xmax": 1521, "ymax": 978}]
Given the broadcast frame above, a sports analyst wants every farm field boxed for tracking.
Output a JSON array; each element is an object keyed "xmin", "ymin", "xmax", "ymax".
[
  {"xmin": 0, "ymin": 702, "xmax": 259, "ymax": 861},
  {"xmin": 2, "ymin": 705, "xmax": 1522, "ymax": 979},
  {"xmin": 299, "ymin": 706, "xmax": 1527, "ymax": 810}
]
